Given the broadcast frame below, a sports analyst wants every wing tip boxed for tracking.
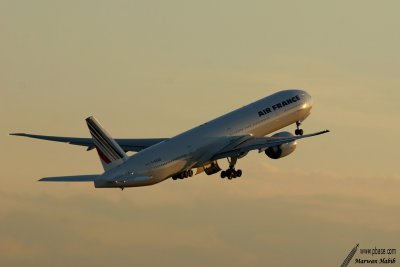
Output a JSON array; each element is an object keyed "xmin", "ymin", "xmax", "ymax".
[
  {"xmin": 313, "ymin": 129, "xmax": 330, "ymax": 136},
  {"xmin": 10, "ymin": 133, "xmax": 26, "ymax": 136}
]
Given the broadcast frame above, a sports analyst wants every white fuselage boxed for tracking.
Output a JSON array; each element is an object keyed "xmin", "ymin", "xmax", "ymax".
[{"xmin": 95, "ymin": 89, "xmax": 313, "ymax": 188}]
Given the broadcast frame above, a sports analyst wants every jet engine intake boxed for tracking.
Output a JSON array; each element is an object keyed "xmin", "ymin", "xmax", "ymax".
[{"xmin": 265, "ymin": 131, "xmax": 297, "ymax": 159}]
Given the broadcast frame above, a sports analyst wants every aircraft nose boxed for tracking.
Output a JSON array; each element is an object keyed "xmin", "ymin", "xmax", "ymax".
[
  {"xmin": 305, "ymin": 92, "xmax": 313, "ymax": 105},
  {"xmin": 304, "ymin": 92, "xmax": 313, "ymax": 110}
]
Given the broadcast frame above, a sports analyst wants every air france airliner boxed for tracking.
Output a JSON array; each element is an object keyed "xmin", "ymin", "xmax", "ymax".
[{"xmin": 11, "ymin": 89, "xmax": 329, "ymax": 189}]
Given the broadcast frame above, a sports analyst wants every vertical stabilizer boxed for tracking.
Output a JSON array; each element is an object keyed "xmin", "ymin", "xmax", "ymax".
[{"xmin": 86, "ymin": 116, "xmax": 128, "ymax": 171}]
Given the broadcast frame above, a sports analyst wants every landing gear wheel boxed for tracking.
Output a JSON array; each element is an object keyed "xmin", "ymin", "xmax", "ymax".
[
  {"xmin": 295, "ymin": 121, "xmax": 304, "ymax": 136},
  {"xmin": 295, "ymin": 129, "xmax": 304, "ymax": 136},
  {"xmin": 223, "ymin": 156, "xmax": 244, "ymax": 180}
]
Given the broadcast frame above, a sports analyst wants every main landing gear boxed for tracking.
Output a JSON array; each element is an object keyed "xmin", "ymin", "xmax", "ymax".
[
  {"xmin": 220, "ymin": 157, "xmax": 242, "ymax": 180},
  {"xmin": 295, "ymin": 121, "xmax": 304, "ymax": 136},
  {"xmin": 172, "ymin": 169, "xmax": 194, "ymax": 180}
]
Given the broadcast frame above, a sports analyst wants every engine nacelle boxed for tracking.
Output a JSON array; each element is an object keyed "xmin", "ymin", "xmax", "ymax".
[
  {"xmin": 203, "ymin": 161, "xmax": 221, "ymax": 175},
  {"xmin": 265, "ymin": 131, "xmax": 297, "ymax": 159}
]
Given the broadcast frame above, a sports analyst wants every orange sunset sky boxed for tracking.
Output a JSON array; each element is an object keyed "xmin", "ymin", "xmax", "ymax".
[{"xmin": 1, "ymin": 1, "xmax": 399, "ymax": 266}]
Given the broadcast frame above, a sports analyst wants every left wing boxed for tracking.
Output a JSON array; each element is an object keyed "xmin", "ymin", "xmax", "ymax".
[
  {"xmin": 10, "ymin": 133, "xmax": 168, "ymax": 152},
  {"xmin": 211, "ymin": 130, "xmax": 329, "ymax": 161}
]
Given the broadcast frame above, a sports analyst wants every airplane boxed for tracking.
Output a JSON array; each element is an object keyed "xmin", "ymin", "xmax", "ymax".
[{"xmin": 11, "ymin": 89, "xmax": 329, "ymax": 189}]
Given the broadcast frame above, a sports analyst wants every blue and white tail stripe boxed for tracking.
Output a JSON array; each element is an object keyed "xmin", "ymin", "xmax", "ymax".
[
  {"xmin": 87, "ymin": 122, "xmax": 123, "ymax": 160},
  {"xmin": 86, "ymin": 116, "xmax": 127, "ymax": 170}
]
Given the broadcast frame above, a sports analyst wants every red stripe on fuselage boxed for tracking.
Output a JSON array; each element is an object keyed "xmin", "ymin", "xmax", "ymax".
[{"xmin": 96, "ymin": 147, "xmax": 111, "ymax": 164}]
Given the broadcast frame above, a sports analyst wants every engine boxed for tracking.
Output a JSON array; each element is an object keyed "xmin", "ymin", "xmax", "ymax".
[
  {"xmin": 203, "ymin": 161, "xmax": 222, "ymax": 175},
  {"xmin": 265, "ymin": 131, "xmax": 297, "ymax": 159}
]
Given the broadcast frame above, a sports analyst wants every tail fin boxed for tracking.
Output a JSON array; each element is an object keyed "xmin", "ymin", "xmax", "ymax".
[{"xmin": 86, "ymin": 116, "xmax": 128, "ymax": 171}]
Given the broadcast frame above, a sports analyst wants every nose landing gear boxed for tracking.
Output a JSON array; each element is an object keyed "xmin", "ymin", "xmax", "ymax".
[{"xmin": 295, "ymin": 121, "xmax": 304, "ymax": 136}]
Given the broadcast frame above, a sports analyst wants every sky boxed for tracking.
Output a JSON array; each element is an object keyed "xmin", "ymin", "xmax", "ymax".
[{"xmin": 1, "ymin": 1, "xmax": 399, "ymax": 266}]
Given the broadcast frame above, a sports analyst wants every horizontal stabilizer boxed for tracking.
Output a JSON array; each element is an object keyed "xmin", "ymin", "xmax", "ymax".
[
  {"xmin": 94, "ymin": 176, "xmax": 152, "ymax": 188},
  {"xmin": 113, "ymin": 176, "xmax": 152, "ymax": 183},
  {"xmin": 39, "ymin": 175, "xmax": 99, "ymax": 182}
]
